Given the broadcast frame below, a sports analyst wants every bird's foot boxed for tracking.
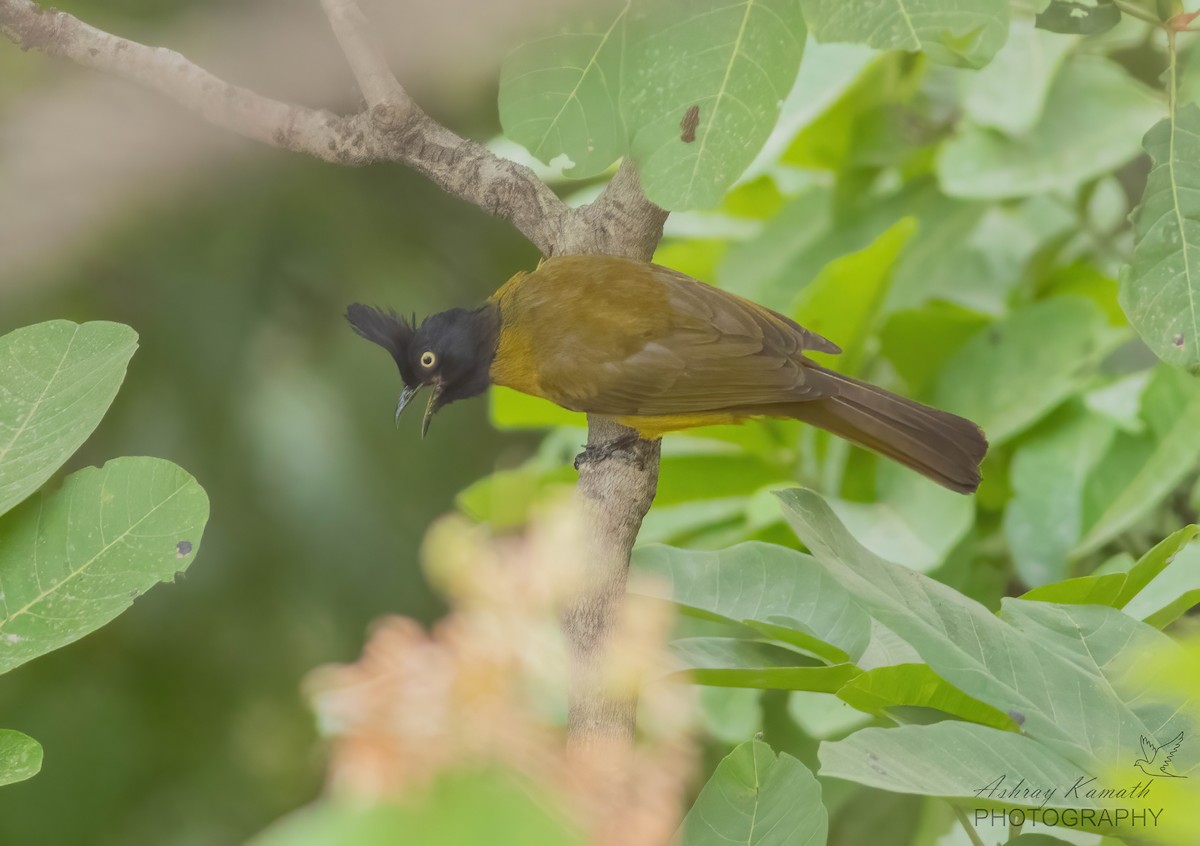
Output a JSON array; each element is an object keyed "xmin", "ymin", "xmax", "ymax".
[{"xmin": 574, "ymin": 432, "xmax": 655, "ymax": 472}]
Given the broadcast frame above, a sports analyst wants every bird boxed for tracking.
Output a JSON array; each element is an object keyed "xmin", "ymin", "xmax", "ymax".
[
  {"xmin": 346, "ymin": 255, "xmax": 988, "ymax": 493},
  {"xmin": 1135, "ymin": 731, "xmax": 1187, "ymax": 778}
]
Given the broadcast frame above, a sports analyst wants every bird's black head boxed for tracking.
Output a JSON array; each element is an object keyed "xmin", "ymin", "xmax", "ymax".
[{"xmin": 345, "ymin": 303, "xmax": 501, "ymax": 436}]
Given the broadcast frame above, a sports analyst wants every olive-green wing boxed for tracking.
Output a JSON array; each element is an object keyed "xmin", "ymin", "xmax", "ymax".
[{"xmin": 516, "ymin": 258, "xmax": 843, "ymax": 416}]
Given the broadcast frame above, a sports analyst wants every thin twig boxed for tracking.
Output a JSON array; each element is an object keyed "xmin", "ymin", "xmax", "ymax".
[
  {"xmin": 1113, "ymin": 0, "xmax": 1163, "ymax": 26},
  {"xmin": 951, "ymin": 804, "xmax": 988, "ymax": 846},
  {"xmin": 318, "ymin": 0, "xmax": 411, "ymax": 110}
]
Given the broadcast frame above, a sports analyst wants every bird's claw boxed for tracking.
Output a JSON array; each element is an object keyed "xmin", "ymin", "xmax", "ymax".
[{"xmin": 574, "ymin": 432, "xmax": 651, "ymax": 471}]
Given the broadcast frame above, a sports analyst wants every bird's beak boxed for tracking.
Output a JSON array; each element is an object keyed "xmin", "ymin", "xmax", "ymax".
[
  {"xmin": 394, "ymin": 382, "xmax": 443, "ymax": 438},
  {"xmin": 395, "ymin": 384, "xmax": 421, "ymax": 428},
  {"xmin": 421, "ymin": 383, "xmax": 443, "ymax": 439}
]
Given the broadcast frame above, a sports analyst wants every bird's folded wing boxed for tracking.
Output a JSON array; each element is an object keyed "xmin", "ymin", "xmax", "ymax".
[{"xmin": 533, "ymin": 262, "xmax": 841, "ymax": 416}]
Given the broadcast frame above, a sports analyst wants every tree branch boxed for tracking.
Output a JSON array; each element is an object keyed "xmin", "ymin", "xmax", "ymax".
[
  {"xmin": 0, "ymin": 0, "xmax": 569, "ymax": 255},
  {"xmin": 0, "ymin": 0, "xmax": 384, "ymax": 163},
  {"xmin": 2, "ymin": 0, "xmax": 667, "ymax": 749},
  {"xmin": 318, "ymin": 0, "xmax": 410, "ymax": 110}
]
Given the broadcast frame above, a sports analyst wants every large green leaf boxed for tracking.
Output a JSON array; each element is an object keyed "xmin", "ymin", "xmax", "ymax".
[
  {"xmin": 498, "ymin": 3, "xmax": 628, "ymax": 178},
  {"xmin": 878, "ymin": 304, "xmax": 990, "ymax": 394},
  {"xmin": 888, "ymin": 197, "xmax": 1073, "ymax": 315},
  {"xmin": 668, "ymin": 637, "xmax": 860, "ymax": 691},
  {"xmin": 820, "ymin": 722, "xmax": 1106, "ymax": 812},
  {"xmin": 1004, "ymin": 409, "xmax": 1117, "ymax": 587},
  {"xmin": 792, "ymin": 218, "xmax": 916, "ymax": 375},
  {"xmin": 1120, "ymin": 105, "xmax": 1200, "ymax": 373},
  {"xmin": 632, "ymin": 542, "xmax": 872, "ymax": 663},
  {"xmin": 962, "ymin": 17, "xmax": 1073, "ymax": 136},
  {"xmin": 826, "ymin": 463, "xmax": 974, "ymax": 573},
  {"xmin": 0, "ymin": 730, "xmax": 41, "ymax": 787},
  {"xmin": 1076, "ymin": 366, "xmax": 1200, "ymax": 555},
  {"xmin": 939, "ymin": 57, "xmax": 1163, "ymax": 200},
  {"xmin": 777, "ymin": 488, "xmax": 1196, "ymax": 774},
  {"xmin": 836, "ymin": 663, "xmax": 1019, "ymax": 731},
  {"xmin": 0, "ymin": 457, "xmax": 209, "ymax": 673},
  {"xmin": 680, "ymin": 740, "xmax": 827, "ymax": 846},
  {"xmin": 621, "ymin": 0, "xmax": 806, "ymax": 210},
  {"xmin": 933, "ymin": 298, "xmax": 1116, "ymax": 446},
  {"xmin": 0, "ymin": 321, "xmax": 137, "ymax": 517},
  {"xmin": 798, "ymin": 0, "xmax": 1010, "ymax": 68}
]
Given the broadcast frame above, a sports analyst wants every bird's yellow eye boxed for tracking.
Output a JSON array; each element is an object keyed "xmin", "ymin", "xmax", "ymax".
[{"xmin": 420, "ymin": 351, "xmax": 436, "ymax": 368}]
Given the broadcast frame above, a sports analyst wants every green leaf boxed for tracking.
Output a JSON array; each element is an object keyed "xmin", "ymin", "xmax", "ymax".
[
  {"xmin": 632, "ymin": 542, "xmax": 872, "ymax": 663},
  {"xmin": 0, "ymin": 457, "xmax": 209, "ymax": 674},
  {"xmin": 788, "ymin": 691, "xmax": 872, "ymax": 739},
  {"xmin": 1004, "ymin": 409, "xmax": 1117, "ymax": 587},
  {"xmin": 498, "ymin": 4, "xmax": 628, "ymax": 178},
  {"xmin": 792, "ymin": 218, "xmax": 917, "ymax": 375},
  {"xmin": 1124, "ymin": 541, "xmax": 1200, "ymax": 627},
  {"xmin": 722, "ymin": 180, "xmax": 984, "ymax": 312},
  {"xmin": 826, "ymin": 462, "xmax": 974, "ymax": 573},
  {"xmin": 656, "ymin": 453, "xmax": 789, "ymax": 506},
  {"xmin": 699, "ymin": 687, "xmax": 763, "ymax": 743},
  {"xmin": 1120, "ymin": 105, "xmax": 1200, "ymax": 373},
  {"xmin": 622, "ymin": 0, "xmax": 806, "ymax": 210},
  {"xmin": 668, "ymin": 637, "xmax": 860, "ymax": 691},
  {"xmin": 0, "ymin": 321, "xmax": 138, "ymax": 517},
  {"xmin": 798, "ymin": 0, "xmax": 1010, "ymax": 68},
  {"xmin": 488, "ymin": 386, "xmax": 585, "ymax": 430},
  {"xmin": 455, "ymin": 465, "xmax": 577, "ymax": 529},
  {"xmin": 962, "ymin": 17, "xmax": 1074, "ymax": 136},
  {"xmin": 680, "ymin": 740, "xmax": 827, "ymax": 846},
  {"xmin": 934, "ymin": 298, "xmax": 1116, "ymax": 446},
  {"xmin": 638, "ymin": 497, "xmax": 750, "ymax": 546},
  {"xmin": 1018, "ymin": 573, "xmax": 1127, "ymax": 605},
  {"xmin": 1144, "ymin": 589, "xmax": 1200, "ymax": 627},
  {"xmin": 0, "ymin": 730, "xmax": 42, "ymax": 787},
  {"xmin": 741, "ymin": 41, "xmax": 877, "ymax": 181},
  {"xmin": 836, "ymin": 663, "xmax": 1020, "ymax": 731},
  {"xmin": 1076, "ymin": 367, "xmax": 1200, "ymax": 555},
  {"xmin": 1117, "ymin": 524, "xmax": 1198, "ymax": 606},
  {"xmin": 251, "ymin": 771, "xmax": 582, "ymax": 846},
  {"xmin": 819, "ymin": 722, "xmax": 1104, "ymax": 811},
  {"xmin": 878, "ymin": 304, "xmax": 990, "ymax": 395},
  {"xmin": 939, "ymin": 57, "xmax": 1163, "ymax": 200},
  {"xmin": 717, "ymin": 184, "xmax": 838, "ymax": 307},
  {"xmin": 1036, "ymin": 0, "xmax": 1122, "ymax": 34},
  {"xmin": 777, "ymin": 488, "xmax": 1193, "ymax": 772}
]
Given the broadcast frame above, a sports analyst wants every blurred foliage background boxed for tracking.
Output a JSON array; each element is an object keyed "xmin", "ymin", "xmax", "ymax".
[
  {"xmin": 4, "ymin": 0, "xmax": 1200, "ymax": 844},
  {"xmin": 0, "ymin": 2, "xmax": 539, "ymax": 843}
]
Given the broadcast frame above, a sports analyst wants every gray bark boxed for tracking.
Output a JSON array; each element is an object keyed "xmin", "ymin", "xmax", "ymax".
[{"xmin": 1, "ymin": 0, "xmax": 667, "ymax": 744}]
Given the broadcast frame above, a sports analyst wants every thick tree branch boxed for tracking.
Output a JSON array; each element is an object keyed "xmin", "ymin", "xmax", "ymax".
[
  {"xmin": 0, "ymin": 0, "xmax": 383, "ymax": 163},
  {"xmin": 2, "ymin": 0, "xmax": 667, "ymax": 749},
  {"xmin": 0, "ymin": 0, "xmax": 569, "ymax": 255}
]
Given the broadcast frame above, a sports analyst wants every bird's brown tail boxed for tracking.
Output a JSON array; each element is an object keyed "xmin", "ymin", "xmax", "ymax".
[{"xmin": 785, "ymin": 369, "xmax": 988, "ymax": 494}]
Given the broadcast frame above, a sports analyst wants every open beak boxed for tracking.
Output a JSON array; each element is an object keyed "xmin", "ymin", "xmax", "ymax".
[
  {"xmin": 420, "ymin": 383, "xmax": 442, "ymax": 439},
  {"xmin": 395, "ymin": 384, "xmax": 420, "ymax": 428},
  {"xmin": 394, "ymin": 382, "xmax": 443, "ymax": 439}
]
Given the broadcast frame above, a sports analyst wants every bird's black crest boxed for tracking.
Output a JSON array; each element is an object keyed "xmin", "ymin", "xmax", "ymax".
[{"xmin": 345, "ymin": 304, "xmax": 418, "ymax": 384}]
